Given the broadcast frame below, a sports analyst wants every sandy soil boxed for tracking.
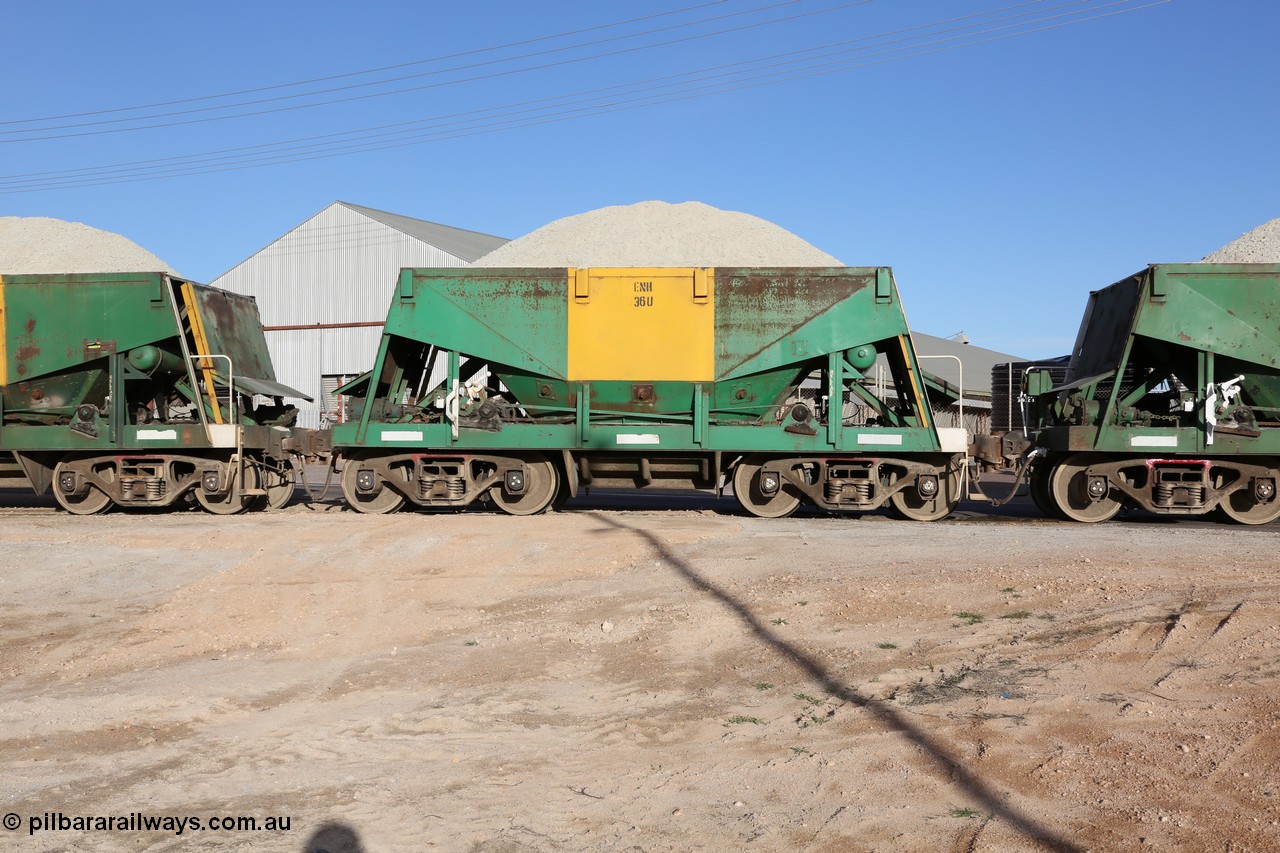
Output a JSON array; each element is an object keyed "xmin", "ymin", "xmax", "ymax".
[{"xmin": 0, "ymin": 488, "xmax": 1277, "ymax": 853}]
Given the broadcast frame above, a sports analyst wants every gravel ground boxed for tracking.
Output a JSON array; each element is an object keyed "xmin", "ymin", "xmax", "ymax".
[
  {"xmin": 474, "ymin": 201, "xmax": 843, "ymax": 268},
  {"xmin": 0, "ymin": 216, "xmax": 176, "ymax": 275},
  {"xmin": 0, "ymin": 486, "xmax": 1277, "ymax": 853}
]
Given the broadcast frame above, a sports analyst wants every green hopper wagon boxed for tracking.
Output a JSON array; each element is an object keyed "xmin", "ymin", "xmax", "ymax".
[
  {"xmin": 0, "ymin": 272, "xmax": 310, "ymax": 514},
  {"xmin": 1017, "ymin": 263, "xmax": 1280, "ymax": 524},
  {"xmin": 330, "ymin": 267, "xmax": 968, "ymax": 519}
]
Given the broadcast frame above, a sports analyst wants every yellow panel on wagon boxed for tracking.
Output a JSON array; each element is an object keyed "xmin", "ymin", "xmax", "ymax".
[{"xmin": 566, "ymin": 267, "xmax": 714, "ymax": 381}]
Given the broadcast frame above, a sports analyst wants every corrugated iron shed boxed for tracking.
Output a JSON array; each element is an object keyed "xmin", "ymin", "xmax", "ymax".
[
  {"xmin": 340, "ymin": 202, "xmax": 509, "ymax": 263},
  {"xmin": 211, "ymin": 201, "xmax": 508, "ymax": 428}
]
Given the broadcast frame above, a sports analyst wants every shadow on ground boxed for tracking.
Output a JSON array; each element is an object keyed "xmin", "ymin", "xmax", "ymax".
[
  {"xmin": 591, "ymin": 512, "xmax": 1085, "ymax": 853},
  {"xmin": 302, "ymin": 821, "xmax": 365, "ymax": 853}
]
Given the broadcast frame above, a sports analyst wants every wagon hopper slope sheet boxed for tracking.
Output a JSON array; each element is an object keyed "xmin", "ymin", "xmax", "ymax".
[
  {"xmin": 331, "ymin": 266, "xmax": 967, "ymax": 519},
  {"xmin": 0, "ymin": 272, "xmax": 312, "ymax": 514},
  {"xmin": 991, "ymin": 264, "xmax": 1280, "ymax": 524}
]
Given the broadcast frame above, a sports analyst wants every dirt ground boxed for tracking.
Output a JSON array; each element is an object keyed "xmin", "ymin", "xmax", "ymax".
[{"xmin": 0, "ymin": 484, "xmax": 1277, "ymax": 853}]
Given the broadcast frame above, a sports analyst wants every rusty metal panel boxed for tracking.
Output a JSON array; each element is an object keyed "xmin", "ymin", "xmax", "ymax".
[
  {"xmin": 1065, "ymin": 271, "xmax": 1143, "ymax": 384},
  {"xmin": 385, "ymin": 269, "xmax": 570, "ymax": 379},
  {"xmin": 714, "ymin": 267, "xmax": 893, "ymax": 381},
  {"xmin": 0, "ymin": 272, "xmax": 176, "ymax": 385},
  {"xmin": 1137, "ymin": 264, "xmax": 1280, "ymax": 371},
  {"xmin": 189, "ymin": 284, "xmax": 279, "ymax": 385}
]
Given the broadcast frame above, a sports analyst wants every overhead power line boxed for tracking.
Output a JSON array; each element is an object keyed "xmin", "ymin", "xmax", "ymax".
[
  {"xmin": 0, "ymin": 0, "xmax": 1173, "ymax": 194},
  {"xmin": 0, "ymin": 0, "xmax": 1087, "ymax": 184},
  {"xmin": 0, "ymin": 0, "xmax": 737, "ymax": 125},
  {"xmin": 0, "ymin": 0, "xmax": 865, "ymax": 139}
]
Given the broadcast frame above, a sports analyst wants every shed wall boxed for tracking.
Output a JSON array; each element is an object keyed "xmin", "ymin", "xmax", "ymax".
[{"xmin": 212, "ymin": 203, "xmax": 474, "ymax": 428}]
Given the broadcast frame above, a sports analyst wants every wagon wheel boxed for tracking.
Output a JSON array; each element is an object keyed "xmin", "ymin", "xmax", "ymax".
[
  {"xmin": 261, "ymin": 458, "xmax": 297, "ymax": 511},
  {"xmin": 52, "ymin": 459, "xmax": 114, "ymax": 516},
  {"xmin": 340, "ymin": 455, "xmax": 407, "ymax": 514},
  {"xmin": 733, "ymin": 457, "xmax": 802, "ymax": 518},
  {"xmin": 550, "ymin": 479, "xmax": 573, "ymax": 512},
  {"xmin": 888, "ymin": 462, "xmax": 962, "ymax": 522},
  {"xmin": 196, "ymin": 463, "xmax": 260, "ymax": 515},
  {"xmin": 489, "ymin": 454, "xmax": 559, "ymax": 516},
  {"xmin": 1048, "ymin": 453, "xmax": 1122, "ymax": 523},
  {"xmin": 1217, "ymin": 472, "xmax": 1280, "ymax": 525},
  {"xmin": 1028, "ymin": 460, "xmax": 1062, "ymax": 520}
]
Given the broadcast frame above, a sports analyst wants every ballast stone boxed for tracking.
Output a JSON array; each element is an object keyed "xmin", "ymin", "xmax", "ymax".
[
  {"xmin": 0, "ymin": 216, "xmax": 178, "ymax": 275},
  {"xmin": 473, "ymin": 200, "xmax": 843, "ymax": 268}
]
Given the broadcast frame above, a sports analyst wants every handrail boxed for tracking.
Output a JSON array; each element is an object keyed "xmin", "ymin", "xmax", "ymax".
[
  {"xmin": 917, "ymin": 354, "xmax": 967, "ymax": 499},
  {"xmin": 187, "ymin": 354, "xmax": 237, "ymax": 424},
  {"xmin": 916, "ymin": 354, "xmax": 964, "ymax": 430}
]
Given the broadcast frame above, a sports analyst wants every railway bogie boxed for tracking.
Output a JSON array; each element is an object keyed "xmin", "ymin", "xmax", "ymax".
[{"xmin": 49, "ymin": 450, "xmax": 293, "ymax": 515}]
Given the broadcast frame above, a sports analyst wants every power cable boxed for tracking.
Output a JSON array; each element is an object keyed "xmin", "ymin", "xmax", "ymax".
[
  {"xmin": 0, "ymin": 0, "xmax": 1084, "ymax": 180},
  {"xmin": 0, "ymin": 0, "xmax": 1171, "ymax": 194},
  {"xmin": 0, "ymin": 0, "xmax": 864, "ymax": 138},
  {"xmin": 0, "ymin": 0, "xmax": 737, "ymax": 125},
  {"xmin": 0, "ymin": 0, "xmax": 1162, "ymax": 190}
]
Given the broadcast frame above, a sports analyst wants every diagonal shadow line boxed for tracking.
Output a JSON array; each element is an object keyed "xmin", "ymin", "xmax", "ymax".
[{"xmin": 590, "ymin": 512, "xmax": 1084, "ymax": 853}]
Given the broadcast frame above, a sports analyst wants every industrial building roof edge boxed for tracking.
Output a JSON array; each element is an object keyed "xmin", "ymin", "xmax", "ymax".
[
  {"xmin": 211, "ymin": 201, "xmax": 510, "ymax": 281},
  {"xmin": 337, "ymin": 201, "xmax": 509, "ymax": 262}
]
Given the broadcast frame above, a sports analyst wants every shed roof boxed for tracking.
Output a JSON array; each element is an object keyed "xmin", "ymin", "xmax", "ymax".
[
  {"xmin": 338, "ymin": 201, "xmax": 508, "ymax": 262},
  {"xmin": 909, "ymin": 333, "xmax": 1024, "ymax": 396}
]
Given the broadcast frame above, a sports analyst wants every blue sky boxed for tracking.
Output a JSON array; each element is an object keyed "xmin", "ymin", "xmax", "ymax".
[{"xmin": 4, "ymin": 0, "xmax": 1276, "ymax": 357}]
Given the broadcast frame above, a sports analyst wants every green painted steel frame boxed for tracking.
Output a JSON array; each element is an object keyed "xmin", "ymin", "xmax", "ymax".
[
  {"xmin": 1035, "ymin": 264, "xmax": 1280, "ymax": 457},
  {"xmin": 0, "ymin": 273, "xmax": 299, "ymax": 457},
  {"xmin": 331, "ymin": 266, "xmax": 944, "ymax": 458}
]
